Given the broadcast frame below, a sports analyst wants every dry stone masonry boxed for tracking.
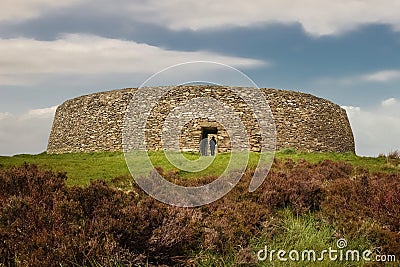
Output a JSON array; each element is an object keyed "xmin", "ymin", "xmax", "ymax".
[{"xmin": 47, "ymin": 86, "xmax": 355, "ymax": 154}]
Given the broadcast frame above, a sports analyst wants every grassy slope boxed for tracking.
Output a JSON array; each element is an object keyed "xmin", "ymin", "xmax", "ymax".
[
  {"xmin": 0, "ymin": 150, "xmax": 398, "ymax": 186},
  {"xmin": 0, "ymin": 152, "xmax": 129, "ymax": 186}
]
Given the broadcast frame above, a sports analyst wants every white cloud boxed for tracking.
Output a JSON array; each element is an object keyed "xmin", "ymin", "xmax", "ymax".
[
  {"xmin": 105, "ymin": 0, "xmax": 400, "ymax": 36},
  {"xmin": 362, "ymin": 70, "xmax": 400, "ymax": 82},
  {"xmin": 0, "ymin": 112, "xmax": 12, "ymax": 120},
  {"xmin": 341, "ymin": 106, "xmax": 360, "ymax": 112},
  {"xmin": 312, "ymin": 69, "xmax": 400, "ymax": 88},
  {"xmin": 343, "ymin": 103, "xmax": 400, "ymax": 156},
  {"xmin": 0, "ymin": 0, "xmax": 79, "ymax": 22},
  {"xmin": 0, "ymin": 106, "xmax": 57, "ymax": 155},
  {"xmin": 22, "ymin": 106, "xmax": 58, "ymax": 119},
  {"xmin": 381, "ymin": 98, "xmax": 397, "ymax": 107},
  {"xmin": 0, "ymin": 34, "xmax": 267, "ymax": 86}
]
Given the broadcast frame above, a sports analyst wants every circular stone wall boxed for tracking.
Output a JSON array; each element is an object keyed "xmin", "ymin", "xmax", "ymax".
[{"xmin": 47, "ymin": 86, "xmax": 355, "ymax": 154}]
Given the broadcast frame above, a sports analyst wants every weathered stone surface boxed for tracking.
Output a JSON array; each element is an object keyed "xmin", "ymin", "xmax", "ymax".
[{"xmin": 47, "ymin": 86, "xmax": 355, "ymax": 154}]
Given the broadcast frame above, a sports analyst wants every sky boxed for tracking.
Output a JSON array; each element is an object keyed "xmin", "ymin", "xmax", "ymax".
[{"xmin": 0, "ymin": 0, "xmax": 399, "ymax": 156}]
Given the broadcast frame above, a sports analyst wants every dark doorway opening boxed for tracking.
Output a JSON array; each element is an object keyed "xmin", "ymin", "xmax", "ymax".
[{"xmin": 200, "ymin": 127, "xmax": 218, "ymax": 156}]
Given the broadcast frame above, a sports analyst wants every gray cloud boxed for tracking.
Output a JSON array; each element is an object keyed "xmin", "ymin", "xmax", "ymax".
[
  {"xmin": 3, "ymin": 0, "xmax": 400, "ymax": 37},
  {"xmin": 80, "ymin": 0, "xmax": 400, "ymax": 36},
  {"xmin": 0, "ymin": 0, "xmax": 79, "ymax": 22}
]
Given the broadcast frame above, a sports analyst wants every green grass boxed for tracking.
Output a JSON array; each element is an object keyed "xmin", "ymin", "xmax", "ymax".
[
  {"xmin": 195, "ymin": 209, "xmax": 375, "ymax": 266},
  {"xmin": 252, "ymin": 209, "xmax": 372, "ymax": 267},
  {"xmin": 0, "ymin": 152, "xmax": 129, "ymax": 186},
  {"xmin": 0, "ymin": 151, "xmax": 262, "ymax": 186},
  {"xmin": 0, "ymin": 150, "xmax": 398, "ymax": 186},
  {"xmin": 276, "ymin": 150, "xmax": 400, "ymax": 174}
]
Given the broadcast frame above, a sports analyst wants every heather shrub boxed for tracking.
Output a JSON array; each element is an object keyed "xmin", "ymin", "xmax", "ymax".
[
  {"xmin": 0, "ymin": 164, "xmax": 67, "ymax": 266},
  {"xmin": 321, "ymin": 170, "xmax": 400, "ymax": 255},
  {"xmin": 0, "ymin": 159, "xmax": 399, "ymax": 266},
  {"xmin": 387, "ymin": 150, "xmax": 400, "ymax": 160},
  {"xmin": 259, "ymin": 159, "xmax": 328, "ymax": 214},
  {"xmin": 0, "ymin": 165, "xmax": 198, "ymax": 266}
]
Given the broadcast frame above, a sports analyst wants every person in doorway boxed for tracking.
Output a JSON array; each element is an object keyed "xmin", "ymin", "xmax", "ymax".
[
  {"xmin": 200, "ymin": 138, "xmax": 208, "ymax": 156},
  {"xmin": 209, "ymin": 136, "xmax": 217, "ymax": 156}
]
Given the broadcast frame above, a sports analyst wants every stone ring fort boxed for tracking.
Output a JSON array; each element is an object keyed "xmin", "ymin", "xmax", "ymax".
[{"xmin": 47, "ymin": 87, "xmax": 354, "ymax": 154}]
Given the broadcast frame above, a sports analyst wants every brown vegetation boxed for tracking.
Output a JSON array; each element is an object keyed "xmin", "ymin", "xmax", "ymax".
[{"xmin": 0, "ymin": 160, "xmax": 399, "ymax": 266}]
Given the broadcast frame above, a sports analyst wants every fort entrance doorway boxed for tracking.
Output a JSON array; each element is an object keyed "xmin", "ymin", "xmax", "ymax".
[{"xmin": 200, "ymin": 127, "xmax": 218, "ymax": 156}]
